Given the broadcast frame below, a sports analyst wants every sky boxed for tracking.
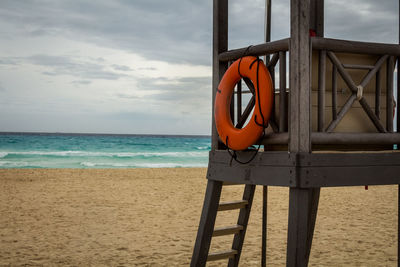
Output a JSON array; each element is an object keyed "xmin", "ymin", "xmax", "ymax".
[{"xmin": 0, "ymin": 0, "xmax": 398, "ymax": 135}]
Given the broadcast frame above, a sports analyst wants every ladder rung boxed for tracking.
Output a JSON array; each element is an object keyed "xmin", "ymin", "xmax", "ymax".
[
  {"xmin": 207, "ymin": 249, "xmax": 238, "ymax": 261},
  {"xmin": 213, "ymin": 224, "xmax": 243, "ymax": 236},
  {"xmin": 218, "ymin": 200, "xmax": 248, "ymax": 211}
]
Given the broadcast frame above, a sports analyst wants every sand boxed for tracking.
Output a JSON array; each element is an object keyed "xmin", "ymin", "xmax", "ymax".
[{"xmin": 0, "ymin": 168, "xmax": 397, "ymax": 266}]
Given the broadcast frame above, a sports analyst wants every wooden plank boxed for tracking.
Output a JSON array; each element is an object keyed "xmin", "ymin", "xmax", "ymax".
[
  {"xmin": 397, "ymin": 58, "xmax": 400, "ymax": 133},
  {"xmin": 219, "ymin": 38, "xmax": 290, "ymax": 62},
  {"xmin": 207, "ymin": 249, "xmax": 237, "ymax": 261},
  {"xmin": 375, "ymin": 69, "xmax": 381, "ymax": 119},
  {"xmin": 237, "ymin": 80, "xmax": 242, "ymax": 123},
  {"xmin": 386, "ymin": 56, "xmax": 394, "ymax": 132},
  {"xmin": 213, "ymin": 224, "xmax": 243, "ymax": 237},
  {"xmin": 343, "ymin": 64, "xmax": 374, "ymax": 70},
  {"xmin": 332, "ymin": 64, "xmax": 338, "ymax": 120},
  {"xmin": 191, "ymin": 180, "xmax": 223, "ymax": 267},
  {"xmin": 211, "ymin": 0, "xmax": 228, "ymax": 150},
  {"xmin": 311, "ymin": 132, "xmax": 400, "ymax": 145},
  {"xmin": 262, "ymin": 132, "xmax": 289, "ymax": 145},
  {"xmin": 318, "ymin": 50, "xmax": 326, "ymax": 131},
  {"xmin": 312, "ymin": 37, "xmax": 400, "ymax": 56},
  {"xmin": 209, "ymin": 150, "xmax": 295, "ymax": 166},
  {"xmin": 279, "ymin": 51, "xmax": 287, "ymax": 132},
  {"xmin": 208, "ymin": 163, "xmax": 296, "ymax": 187},
  {"xmin": 298, "ymin": 165, "xmax": 400, "ymax": 187},
  {"xmin": 218, "ymin": 200, "xmax": 248, "ymax": 211},
  {"xmin": 297, "ymin": 151, "xmax": 400, "ymax": 167},
  {"xmin": 228, "ymin": 184, "xmax": 256, "ymax": 267}
]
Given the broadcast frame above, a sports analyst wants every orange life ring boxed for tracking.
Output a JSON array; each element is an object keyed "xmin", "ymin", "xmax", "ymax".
[{"xmin": 214, "ymin": 56, "xmax": 273, "ymax": 151}]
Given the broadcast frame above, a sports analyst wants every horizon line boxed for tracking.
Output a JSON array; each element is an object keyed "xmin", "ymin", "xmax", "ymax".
[{"xmin": 0, "ymin": 131, "xmax": 211, "ymax": 138}]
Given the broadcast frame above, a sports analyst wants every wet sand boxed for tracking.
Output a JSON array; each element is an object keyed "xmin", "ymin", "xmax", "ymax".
[{"xmin": 0, "ymin": 168, "xmax": 397, "ymax": 266}]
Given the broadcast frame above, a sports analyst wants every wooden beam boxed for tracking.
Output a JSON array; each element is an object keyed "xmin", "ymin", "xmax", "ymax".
[
  {"xmin": 236, "ymin": 81, "xmax": 242, "ymax": 123},
  {"xmin": 325, "ymin": 94, "xmax": 357, "ymax": 132},
  {"xmin": 219, "ymin": 38, "xmax": 290, "ymax": 62},
  {"xmin": 310, "ymin": 0, "xmax": 324, "ymax": 37},
  {"xmin": 386, "ymin": 56, "xmax": 394, "ymax": 132},
  {"xmin": 289, "ymin": 0, "xmax": 311, "ymax": 153},
  {"xmin": 279, "ymin": 51, "xmax": 288, "ymax": 132},
  {"xmin": 311, "ymin": 132, "xmax": 400, "ymax": 145},
  {"xmin": 332, "ymin": 64, "xmax": 338, "ymax": 120},
  {"xmin": 318, "ymin": 50, "xmax": 326, "ymax": 132},
  {"xmin": 211, "ymin": 0, "xmax": 228, "ymax": 150},
  {"xmin": 312, "ymin": 37, "xmax": 400, "ymax": 56},
  {"xmin": 287, "ymin": 188, "xmax": 314, "ymax": 267},
  {"xmin": 375, "ymin": 69, "xmax": 381, "ymax": 119}
]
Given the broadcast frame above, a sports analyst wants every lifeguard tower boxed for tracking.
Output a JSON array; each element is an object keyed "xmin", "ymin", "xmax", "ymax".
[{"xmin": 191, "ymin": 0, "xmax": 400, "ymax": 266}]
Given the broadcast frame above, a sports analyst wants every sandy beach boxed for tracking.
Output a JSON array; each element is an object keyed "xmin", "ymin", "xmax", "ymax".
[{"xmin": 0, "ymin": 168, "xmax": 397, "ymax": 266}]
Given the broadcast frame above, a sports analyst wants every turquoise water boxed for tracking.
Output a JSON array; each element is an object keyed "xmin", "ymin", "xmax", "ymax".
[{"xmin": 0, "ymin": 133, "xmax": 211, "ymax": 168}]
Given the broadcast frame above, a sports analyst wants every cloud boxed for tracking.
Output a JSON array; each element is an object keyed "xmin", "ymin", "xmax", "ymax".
[
  {"xmin": 0, "ymin": 0, "xmax": 212, "ymax": 66},
  {"xmin": 325, "ymin": 0, "xmax": 398, "ymax": 43},
  {"xmin": 27, "ymin": 54, "xmax": 128, "ymax": 80}
]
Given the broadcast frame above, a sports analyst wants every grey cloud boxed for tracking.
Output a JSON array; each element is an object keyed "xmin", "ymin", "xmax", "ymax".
[
  {"xmin": 0, "ymin": 0, "xmax": 212, "ymax": 66},
  {"xmin": 0, "ymin": 57, "xmax": 20, "ymax": 65},
  {"xmin": 0, "ymin": 0, "xmax": 398, "ymax": 69},
  {"xmin": 120, "ymin": 75, "xmax": 211, "ymax": 116},
  {"xmin": 72, "ymin": 80, "xmax": 92, "ymax": 85},
  {"xmin": 112, "ymin": 64, "xmax": 132, "ymax": 71},
  {"xmin": 28, "ymin": 54, "xmax": 127, "ymax": 80},
  {"xmin": 325, "ymin": 0, "xmax": 398, "ymax": 43}
]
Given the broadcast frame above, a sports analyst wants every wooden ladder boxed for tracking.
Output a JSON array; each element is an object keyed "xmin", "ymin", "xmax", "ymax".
[{"xmin": 191, "ymin": 180, "xmax": 256, "ymax": 267}]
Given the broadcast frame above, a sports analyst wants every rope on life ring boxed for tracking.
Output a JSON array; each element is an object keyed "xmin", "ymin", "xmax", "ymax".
[{"xmin": 214, "ymin": 56, "xmax": 274, "ymax": 151}]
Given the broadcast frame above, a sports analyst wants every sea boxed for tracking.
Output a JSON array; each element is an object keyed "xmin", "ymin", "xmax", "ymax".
[{"xmin": 0, "ymin": 133, "xmax": 211, "ymax": 169}]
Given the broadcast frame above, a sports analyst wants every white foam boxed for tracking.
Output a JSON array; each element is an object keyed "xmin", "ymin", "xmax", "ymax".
[
  {"xmin": 2, "ymin": 150, "xmax": 208, "ymax": 158},
  {"xmin": 0, "ymin": 161, "xmax": 30, "ymax": 167},
  {"xmin": 80, "ymin": 161, "xmax": 207, "ymax": 168}
]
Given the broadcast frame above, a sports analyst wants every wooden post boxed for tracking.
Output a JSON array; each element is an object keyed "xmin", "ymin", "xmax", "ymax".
[
  {"xmin": 211, "ymin": 0, "xmax": 228, "ymax": 150},
  {"xmin": 287, "ymin": 188, "xmax": 314, "ymax": 266},
  {"xmin": 289, "ymin": 0, "xmax": 311, "ymax": 153},
  {"xmin": 263, "ymin": 1, "xmax": 272, "ymax": 266},
  {"xmin": 287, "ymin": 1, "xmax": 321, "ymax": 266}
]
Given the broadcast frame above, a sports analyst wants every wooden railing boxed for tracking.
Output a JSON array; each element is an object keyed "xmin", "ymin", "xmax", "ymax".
[{"xmin": 218, "ymin": 37, "xmax": 400, "ymax": 148}]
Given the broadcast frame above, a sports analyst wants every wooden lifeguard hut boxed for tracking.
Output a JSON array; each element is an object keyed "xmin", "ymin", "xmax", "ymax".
[{"xmin": 191, "ymin": 0, "xmax": 400, "ymax": 266}]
